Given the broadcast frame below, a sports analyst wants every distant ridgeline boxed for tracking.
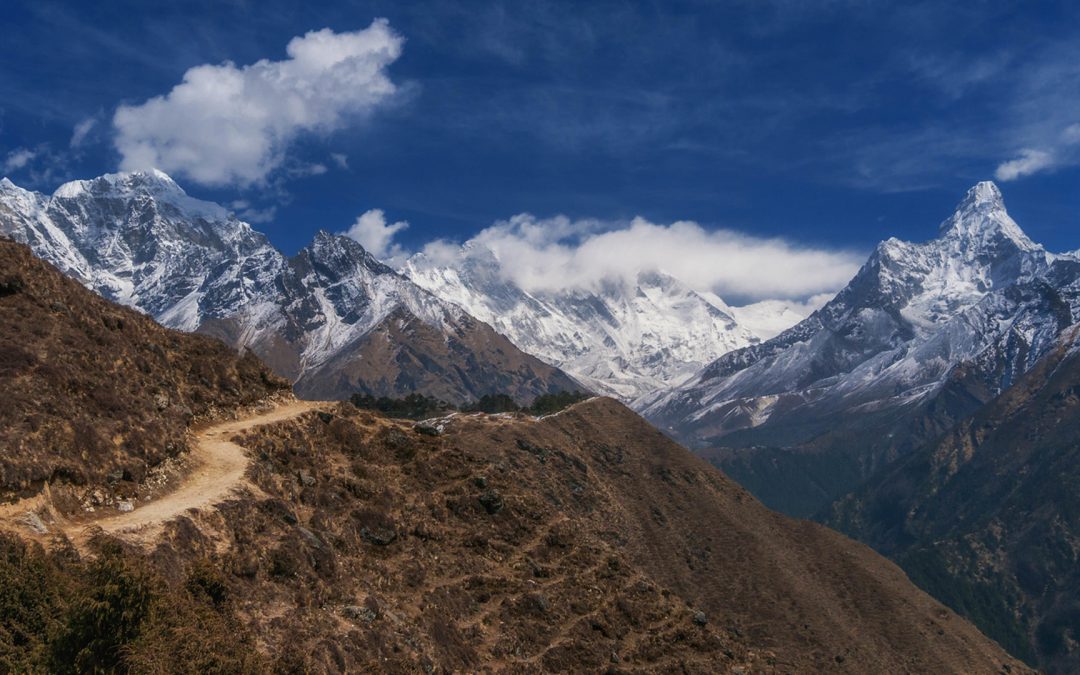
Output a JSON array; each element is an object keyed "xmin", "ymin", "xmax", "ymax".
[{"xmin": 349, "ymin": 390, "xmax": 590, "ymax": 420}]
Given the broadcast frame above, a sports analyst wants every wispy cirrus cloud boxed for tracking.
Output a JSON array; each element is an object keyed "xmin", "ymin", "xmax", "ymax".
[
  {"xmin": 2, "ymin": 148, "xmax": 37, "ymax": 174},
  {"xmin": 69, "ymin": 117, "xmax": 98, "ymax": 148}
]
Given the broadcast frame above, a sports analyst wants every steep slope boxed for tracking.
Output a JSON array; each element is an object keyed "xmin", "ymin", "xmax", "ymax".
[
  {"xmin": 0, "ymin": 256, "xmax": 1027, "ymax": 670},
  {"xmin": 827, "ymin": 324, "xmax": 1080, "ymax": 672},
  {"xmin": 141, "ymin": 397, "xmax": 1021, "ymax": 672},
  {"xmin": 0, "ymin": 172, "xmax": 580, "ymax": 404},
  {"xmin": 0, "ymin": 238, "xmax": 289, "ymax": 502},
  {"xmin": 643, "ymin": 182, "xmax": 1075, "ymax": 516},
  {"xmin": 404, "ymin": 243, "xmax": 771, "ymax": 400}
]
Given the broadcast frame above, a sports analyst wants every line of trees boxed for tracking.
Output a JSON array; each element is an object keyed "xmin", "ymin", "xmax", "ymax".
[{"xmin": 349, "ymin": 390, "xmax": 589, "ymax": 420}]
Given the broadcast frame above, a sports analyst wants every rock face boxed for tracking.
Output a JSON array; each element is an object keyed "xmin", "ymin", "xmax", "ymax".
[
  {"xmin": 0, "ymin": 171, "xmax": 581, "ymax": 404},
  {"xmin": 827, "ymin": 327, "xmax": 1080, "ymax": 673},
  {"xmin": 0, "ymin": 239, "xmax": 288, "ymax": 499},
  {"xmin": 404, "ymin": 244, "xmax": 773, "ymax": 400},
  {"xmin": 641, "ymin": 182, "xmax": 1078, "ymax": 516}
]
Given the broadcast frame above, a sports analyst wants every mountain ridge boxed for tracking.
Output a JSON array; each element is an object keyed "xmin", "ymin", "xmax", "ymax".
[
  {"xmin": 403, "ymin": 240, "xmax": 798, "ymax": 401},
  {"xmin": 0, "ymin": 171, "xmax": 582, "ymax": 404},
  {"xmin": 641, "ymin": 181, "xmax": 1077, "ymax": 516},
  {"xmin": 826, "ymin": 323, "xmax": 1080, "ymax": 671}
]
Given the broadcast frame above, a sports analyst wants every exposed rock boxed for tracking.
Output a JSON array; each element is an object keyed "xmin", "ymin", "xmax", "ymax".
[
  {"xmin": 478, "ymin": 490, "xmax": 504, "ymax": 514},
  {"xmin": 413, "ymin": 423, "xmax": 440, "ymax": 437},
  {"xmin": 19, "ymin": 510, "xmax": 48, "ymax": 534}
]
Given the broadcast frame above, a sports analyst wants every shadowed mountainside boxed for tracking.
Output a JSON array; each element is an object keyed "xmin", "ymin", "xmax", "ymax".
[{"xmin": 828, "ymin": 327, "xmax": 1080, "ymax": 672}]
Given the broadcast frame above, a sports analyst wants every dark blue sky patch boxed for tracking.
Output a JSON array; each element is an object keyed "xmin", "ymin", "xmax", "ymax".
[{"xmin": 1, "ymin": 0, "xmax": 1078, "ymax": 256}]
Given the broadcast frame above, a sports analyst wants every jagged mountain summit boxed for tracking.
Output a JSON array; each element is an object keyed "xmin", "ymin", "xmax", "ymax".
[
  {"xmin": 0, "ymin": 171, "xmax": 580, "ymax": 403},
  {"xmin": 641, "ymin": 181, "xmax": 1079, "ymax": 516},
  {"xmin": 403, "ymin": 242, "xmax": 801, "ymax": 401}
]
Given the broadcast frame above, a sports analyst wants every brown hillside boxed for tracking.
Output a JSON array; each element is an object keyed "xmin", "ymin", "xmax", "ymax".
[
  {"xmin": 119, "ymin": 397, "xmax": 1028, "ymax": 673},
  {"xmin": 0, "ymin": 239, "xmax": 289, "ymax": 502},
  {"xmin": 291, "ymin": 306, "xmax": 584, "ymax": 403}
]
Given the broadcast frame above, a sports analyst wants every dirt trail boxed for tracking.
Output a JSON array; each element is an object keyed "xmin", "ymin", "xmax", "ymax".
[{"xmin": 2, "ymin": 399, "xmax": 326, "ymax": 549}]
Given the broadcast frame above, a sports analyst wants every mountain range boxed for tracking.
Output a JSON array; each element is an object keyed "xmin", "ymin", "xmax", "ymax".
[
  {"xmin": 0, "ymin": 171, "xmax": 579, "ymax": 404},
  {"xmin": 6, "ymin": 170, "xmax": 1080, "ymax": 670},
  {"xmin": 641, "ymin": 182, "xmax": 1078, "ymax": 515},
  {"xmin": 0, "ymin": 239, "xmax": 1027, "ymax": 672},
  {"xmin": 0, "ymin": 170, "xmax": 806, "ymax": 405},
  {"xmin": 403, "ymin": 244, "xmax": 789, "ymax": 400}
]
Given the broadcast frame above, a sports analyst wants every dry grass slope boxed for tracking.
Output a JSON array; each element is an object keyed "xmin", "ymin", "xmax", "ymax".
[
  {"xmin": 0, "ymin": 239, "xmax": 289, "ymax": 502},
  {"xmin": 125, "ymin": 398, "xmax": 1029, "ymax": 673}
]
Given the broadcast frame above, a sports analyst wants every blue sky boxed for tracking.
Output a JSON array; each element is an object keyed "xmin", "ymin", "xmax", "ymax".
[{"xmin": 2, "ymin": 0, "xmax": 1079, "ymax": 273}]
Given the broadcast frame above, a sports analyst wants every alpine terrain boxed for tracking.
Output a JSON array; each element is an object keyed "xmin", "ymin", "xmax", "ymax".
[
  {"xmin": 642, "ymin": 182, "xmax": 1079, "ymax": 516},
  {"xmin": 0, "ymin": 171, "xmax": 581, "ymax": 404},
  {"xmin": 0, "ymin": 240, "xmax": 1028, "ymax": 671},
  {"xmin": 404, "ymin": 242, "xmax": 803, "ymax": 401},
  {"xmin": 827, "ymin": 323, "xmax": 1080, "ymax": 673}
]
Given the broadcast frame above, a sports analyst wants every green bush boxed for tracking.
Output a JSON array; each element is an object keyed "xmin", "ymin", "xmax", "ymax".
[
  {"xmin": 528, "ymin": 391, "xmax": 589, "ymax": 415},
  {"xmin": 350, "ymin": 390, "xmax": 590, "ymax": 419},
  {"xmin": 0, "ymin": 535, "xmax": 66, "ymax": 673},
  {"xmin": 48, "ymin": 542, "xmax": 155, "ymax": 674}
]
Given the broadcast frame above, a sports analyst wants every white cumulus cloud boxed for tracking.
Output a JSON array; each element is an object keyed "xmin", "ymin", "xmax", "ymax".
[
  {"xmin": 421, "ymin": 213, "xmax": 863, "ymax": 303},
  {"xmin": 343, "ymin": 208, "xmax": 409, "ymax": 260},
  {"xmin": 113, "ymin": 20, "xmax": 403, "ymax": 187}
]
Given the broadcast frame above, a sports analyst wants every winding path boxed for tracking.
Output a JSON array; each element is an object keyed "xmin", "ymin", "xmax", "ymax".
[{"xmin": 3, "ymin": 399, "xmax": 326, "ymax": 548}]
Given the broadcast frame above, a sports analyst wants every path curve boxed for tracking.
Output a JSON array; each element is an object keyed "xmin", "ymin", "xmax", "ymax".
[
  {"xmin": 84, "ymin": 399, "xmax": 326, "ymax": 541},
  {"xmin": 0, "ymin": 399, "xmax": 326, "ymax": 549}
]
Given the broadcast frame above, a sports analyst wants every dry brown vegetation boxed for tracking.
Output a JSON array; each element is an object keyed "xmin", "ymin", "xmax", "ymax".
[
  {"xmin": 118, "ymin": 398, "xmax": 1028, "ymax": 673},
  {"xmin": 0, "ymin": 239, "xmax": 1032, "ymax": 673},
  {"xmin": 0, "ymin": 239, "xmax": 290, "ymax": 502}
]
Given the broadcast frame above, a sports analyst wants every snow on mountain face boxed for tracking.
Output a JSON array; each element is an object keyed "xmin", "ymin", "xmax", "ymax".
[
  {"xmin": 1, "ymin": 171, "xmax": 281, "ymax": 331},
  {"xmin": 0, "ymin": 171, "xmax": 579, "ymax": 403},
  {"xmin": 403, "ymin": 243, "xmax": 786, "ymax": 400},
  {"xmin": 641, "ymin": 182, "xmax": 1071, "ymax": 447}
]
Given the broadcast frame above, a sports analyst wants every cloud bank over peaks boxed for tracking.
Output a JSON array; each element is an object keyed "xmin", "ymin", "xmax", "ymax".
[
  {"xmin": 418, "ymin": 213, "xmax": 863, "ymax": 304},
  {"xmin": 113, "ymin": 20, "xmax": 403, "ymax": 187}
]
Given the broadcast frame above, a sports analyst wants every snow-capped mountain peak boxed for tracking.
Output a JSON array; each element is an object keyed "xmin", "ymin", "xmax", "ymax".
[
  {"xmin": 642, "ymin": 182, "xmax": 1077, "ymax": 511},
  {"xmin": 306, "ymin": 229, "xmax": 394, "ymax": 275},
  {"xmin": 52, "ymin": 169, "xmax": 231, "ymax": 222},
  {"xmin": 0, "ymin": 172, "xmax": 581, "ymax": 403},
  {"xmin": 402, "ymin": 240, "xmax": 793, "ymax": 400},
  {"xmin": 937, "ymin": 180, "xmax": 1037, "ymax": 253}
]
